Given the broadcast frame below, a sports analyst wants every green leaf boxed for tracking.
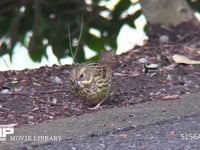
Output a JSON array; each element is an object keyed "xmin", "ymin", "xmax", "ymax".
[
  {"xmin": 86, "ymin": 34, "xmax": 104, "ymax": 51},
  {"xmin": 0, "ymin": 0, "xmax": 145, "ymax": 64}
]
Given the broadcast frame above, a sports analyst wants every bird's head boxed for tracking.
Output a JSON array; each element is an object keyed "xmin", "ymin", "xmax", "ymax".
[{"xmin": 69, "ymin": 64, "xmax": 94, "ymax": 88}]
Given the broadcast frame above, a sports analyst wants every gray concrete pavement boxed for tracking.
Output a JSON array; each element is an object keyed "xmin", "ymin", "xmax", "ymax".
[
  {"xmin": 17, "ymin": 114, "xmax": 200, "ymax": 150},
  {"xmin": 1, "ymin": 92, "xmax": 200, "ymax": 150}
]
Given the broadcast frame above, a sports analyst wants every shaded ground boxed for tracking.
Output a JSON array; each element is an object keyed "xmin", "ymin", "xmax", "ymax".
[{"xmin": 0, "ymin": 39, "xmax": 200, "ymax": 127}]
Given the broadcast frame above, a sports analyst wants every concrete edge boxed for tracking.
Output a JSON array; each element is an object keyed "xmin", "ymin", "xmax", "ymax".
[{"xmin": 1, "ymin": 92, "xmax": 200, "ymax": 149}]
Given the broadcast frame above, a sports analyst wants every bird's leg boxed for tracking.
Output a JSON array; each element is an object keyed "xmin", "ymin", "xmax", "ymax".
[{"xmin": 87, "ymin": 97, "xmax": 107, "ymax": 110}]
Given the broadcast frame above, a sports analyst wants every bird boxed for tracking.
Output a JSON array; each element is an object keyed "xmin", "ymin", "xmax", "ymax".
[{"xmin": 68, "ymin": 50, "xmax": 114, "ymax": 110}]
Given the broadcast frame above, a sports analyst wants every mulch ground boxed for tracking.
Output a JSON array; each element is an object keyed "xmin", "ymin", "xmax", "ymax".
[{"xmin": 0, "ymin": 39, "xmax": 200, "ymax": 127}]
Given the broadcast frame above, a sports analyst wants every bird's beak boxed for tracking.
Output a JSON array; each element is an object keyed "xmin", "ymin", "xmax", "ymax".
[{"xmin": 74, "ymin": 80, "xmax": 79, "ymax": 86}]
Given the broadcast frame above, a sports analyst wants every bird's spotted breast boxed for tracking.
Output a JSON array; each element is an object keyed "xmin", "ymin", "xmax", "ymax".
[{"xmin": 68, "ymin": 50, "xmax": 114, "ymax": 108}]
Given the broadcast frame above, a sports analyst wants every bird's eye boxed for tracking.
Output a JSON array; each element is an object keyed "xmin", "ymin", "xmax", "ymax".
[{"xmin": 79, "ymin": 73, "xmax": 84, "ymax": 79}]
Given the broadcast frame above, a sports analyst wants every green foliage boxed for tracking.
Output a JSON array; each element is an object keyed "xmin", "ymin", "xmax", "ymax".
[
  {"xmin": 0, "ymin": 0, "xmax": 140, "ymax": 63},
  {"xmin": 0, "ymin": 0, "xmax": 200, "ymax": 63},
  {"xmin": 187, "ymin": 0, "xmax": 200, "ymax": 12}
]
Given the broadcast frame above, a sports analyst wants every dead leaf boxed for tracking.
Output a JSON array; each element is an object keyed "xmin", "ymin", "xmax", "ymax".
[
  {"xmin": 63, "ymin": 102, "xmax": 69, "ymax": 109},
  {"xmin": 172, "ymin": 54, "xmax": 200, "ymax": 64},
  {"xmin": 170, "ymin": 130, "xmax": 176, "ymax": 136}
]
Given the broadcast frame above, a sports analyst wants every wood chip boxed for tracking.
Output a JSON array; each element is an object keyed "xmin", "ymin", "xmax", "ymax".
[
  {"xmin": 119, "ymin": 133, "xmax": 128, "ymax": 138},
  {"xmin": 162, "ymin": 95, "xmax": 180, "ymax": 100}
]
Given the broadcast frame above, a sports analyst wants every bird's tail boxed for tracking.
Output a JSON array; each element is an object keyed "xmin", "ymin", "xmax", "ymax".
[{"xmin": 98, "ymin": 50, "xmax": 115, "ymax": 64}]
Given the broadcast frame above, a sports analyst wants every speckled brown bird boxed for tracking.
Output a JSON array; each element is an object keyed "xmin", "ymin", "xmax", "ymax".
[{"xmin": 68, "ymin": 50, "xmax": 114, "ymax": 109}]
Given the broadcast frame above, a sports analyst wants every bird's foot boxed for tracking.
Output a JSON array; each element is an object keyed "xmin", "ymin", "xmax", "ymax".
[
  {"xmin": 87, "ymin": 97, "xmax": 107, "ymax": 110},
  {"xmin": 87, "ymin": 103, "xmax": 103, "ymax": 110}
]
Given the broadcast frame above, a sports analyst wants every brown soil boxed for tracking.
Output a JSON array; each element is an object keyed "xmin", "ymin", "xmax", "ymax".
[{"xmin": 0, "ymin": 34, "xmax": 200, "ymax": 127}]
